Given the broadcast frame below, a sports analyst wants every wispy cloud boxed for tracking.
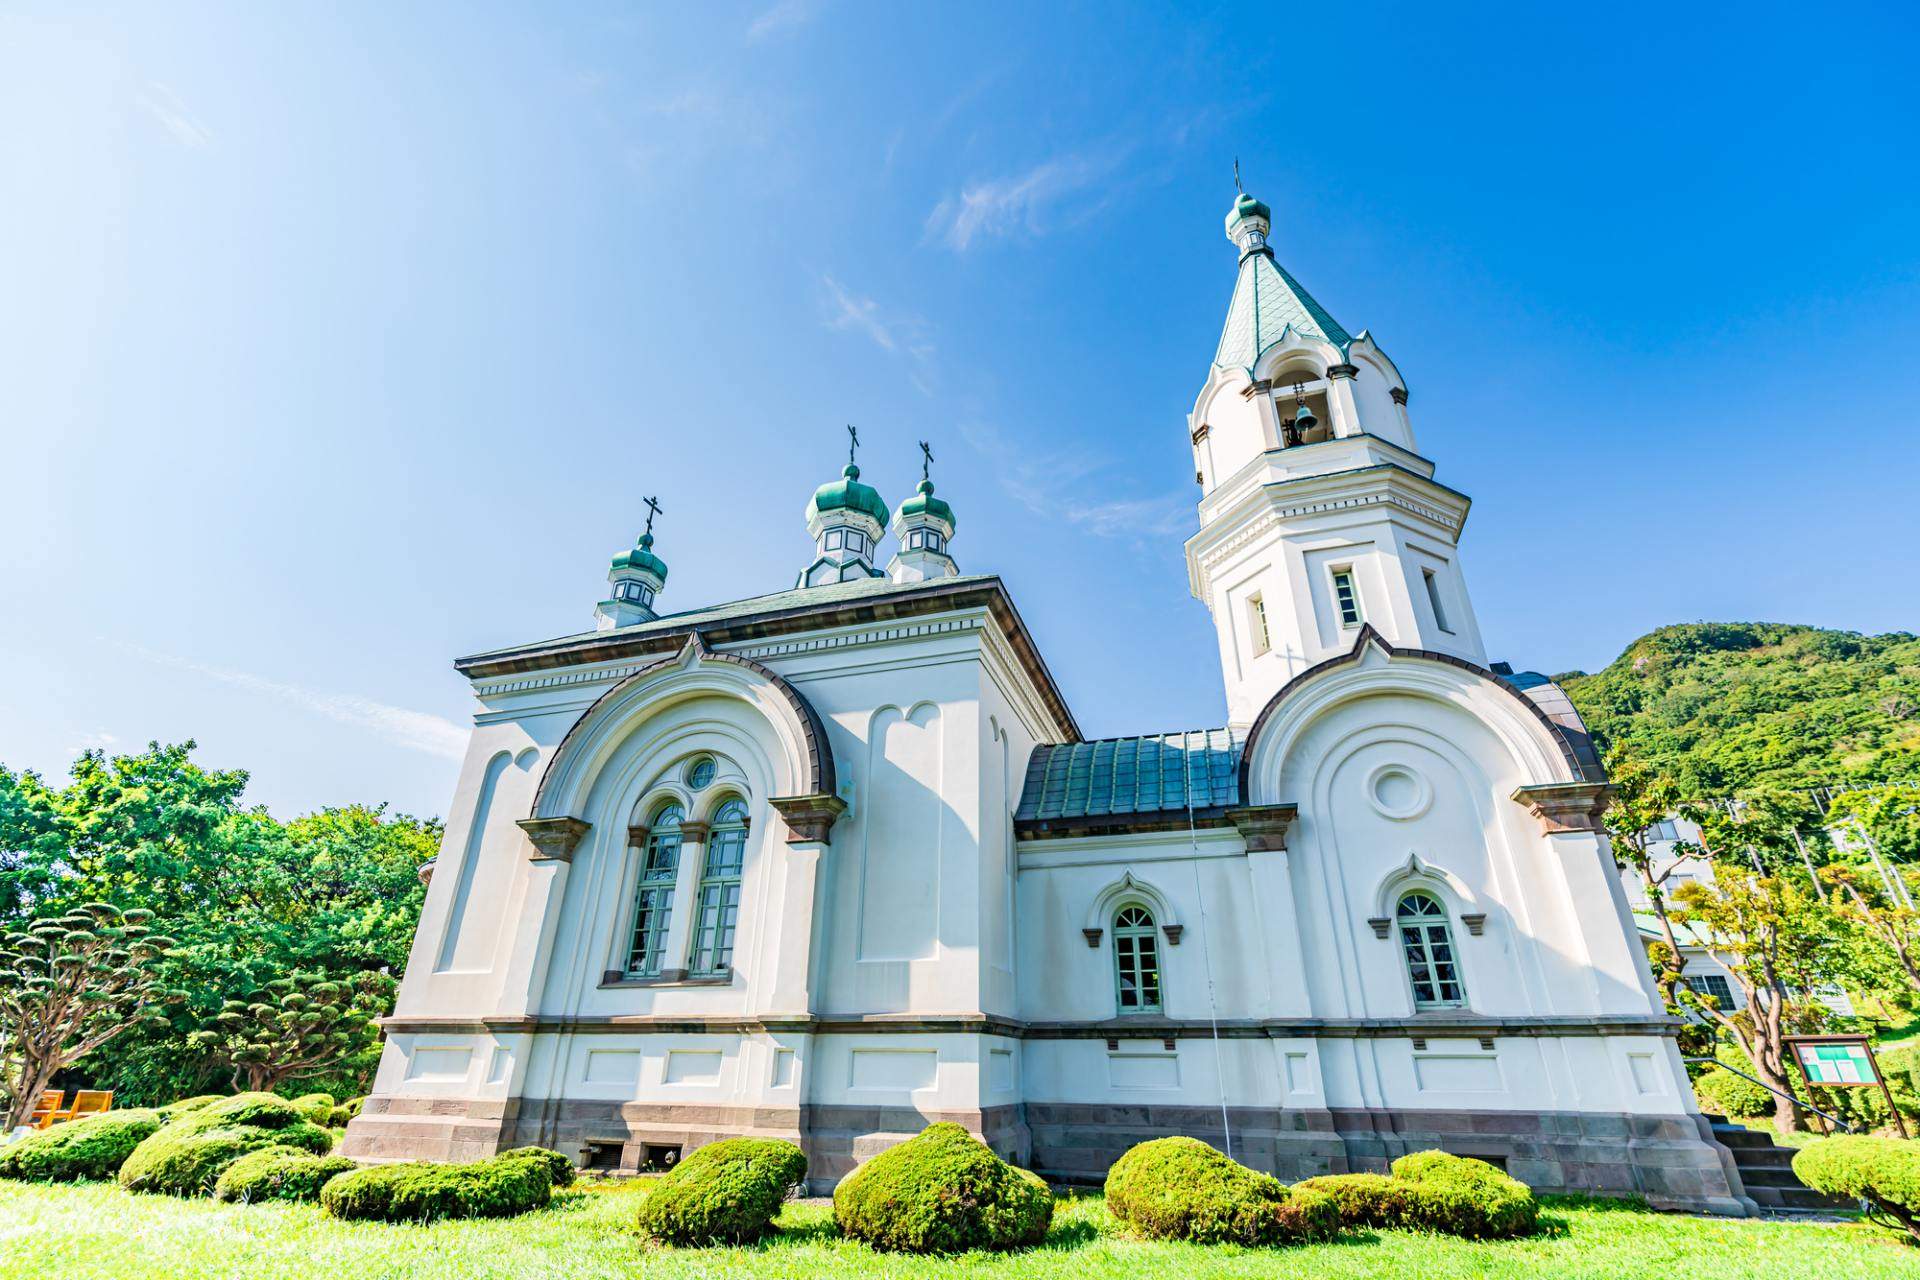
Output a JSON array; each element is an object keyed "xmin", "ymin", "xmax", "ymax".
[
  {"xmin": 746, "ymin": 0, "xmax": 820, "ymax": 42},
  {"xmin": 924, "ymin": 152, "xmax": 1118, "ymax": 251},
  {"xmin": 958, "ymin": 421, "xmax": 1192, "ymax": 543},
  {"xmin": 66, "ymin": 730, "xmax": 118, "ymax": 756},
  {"xmin": 128, "ymin": 648, "xmax": 468, "ymax": 761},
  {"xmin": 820, "ymin": 276, "xmax": 936, "ymax": 394},
  {"xmin": 136, "ymin": 83, "xmax": 212, "ymax": 149}
]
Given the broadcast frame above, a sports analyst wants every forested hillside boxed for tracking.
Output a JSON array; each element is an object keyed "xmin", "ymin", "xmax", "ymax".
[{"xmin": 1558, "ymin": 622, "xmax": 1920, "ymax": 796}]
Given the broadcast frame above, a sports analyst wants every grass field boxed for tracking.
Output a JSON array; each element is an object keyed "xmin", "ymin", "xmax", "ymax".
[{"xmin": 0, "ymin": 1179, "xmax": 1911, "ymax": 1280}]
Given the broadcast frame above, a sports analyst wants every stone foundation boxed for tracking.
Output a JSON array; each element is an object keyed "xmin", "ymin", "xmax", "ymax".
[{"xmin": 340, "ymin": 1096, "xmax": 1747, "ymax": 1213}]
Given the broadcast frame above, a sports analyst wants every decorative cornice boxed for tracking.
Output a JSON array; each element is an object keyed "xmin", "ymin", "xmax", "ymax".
[
  {"xmin": 1161, "ymin": 924, "xmax": 1184, "ymax": 946},
  {"xmin": 1190, "ymin": 423, "xmax": 1210, "ymax": 444},
  {"xmin": 1326, "ymin": 363, "xmax": 1359, "ymax": 379},
  {"xmin": 1082, "ymin": 927, "xmax": 1103, "ymax": 949},
  {"xmin": 768, "ymin": 793, "xmax": 848, "ymax": 845},
  {"xmin": 1461, "ymin": 913, "xmax": 1487, "ymax": 936},
  {"xmin": 1511, "ymin": 782, "xmax": 1615, "ymax": 834},
  {"xmin": 1368, "ymin": 916, "xmax": 1391, "ymax": 939},
  {"xmin": 516, "ymin": 816, "xmax": 591, "ymax": 862},
  {"xmin": 676, "ymin": 821, "xmax": 711, "ymax": 843},
  {"xmin": 1390, "ymin": 387, "xmax": 1409, "ymax": 405},
  {"xmin": 1226, "ymin": 803, "xmax": 1298, "ymax": 852}
]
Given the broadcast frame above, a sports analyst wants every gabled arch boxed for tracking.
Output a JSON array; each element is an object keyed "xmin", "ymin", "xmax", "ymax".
[
  {"xmin": 1083, "ymin": 871, "xmax": 1182, "ymax": 941},
  {"xmin": 1238, "ymin": 625, "xmax": 1598, "ymax": 806},
  {"xmin": 1371, "ymin": 851, "xmax": 1478, "ymax": 921},
  {"xmin": 530, "ymin": 632, "xmax": 834, "ymax": 823}
]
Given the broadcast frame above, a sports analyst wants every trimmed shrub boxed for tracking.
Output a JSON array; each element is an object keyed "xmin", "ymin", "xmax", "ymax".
[
  {"xmin": 1390, "ymin": 1151, "xmax": 1538, "ymax": 1239},
  {"xmin": 1294, "ymin": 1172, "xmax": 1422, "ymax": 1229},
  {"xmin": 1794, "ymin": 1136, "xmax": 1920, "ymax": 1241},
  {"xmin": 289, "ymin": 1094, "xmax": 337, "ymax": 1127},
  {"xmin": 1694, "ymin": 1067, "xmax": 1773, "ymax": 1119},
  {"xmin": 498, "ymin": 1146, "xmax": 576, "ymax": 1190},
  {"xmin": 1104, "ymin": 1136, "xmax": 1337, "ymax": 1246},
  {"xmin": 0, "ymin": 1109, "xmax": 165, "ymax": 1182},
  {"xmin": 157, "ymin": 1096, "xmax": 223, "ymax": 1121},
  {"xmin": 833, "ymin": 1123, "xmax": 1053, "ymax": 1253},
  {"xmin": 320, "ymin": 1152, "xmax": 556, "ymax": 1223},
  {"xmin": 120, "ymin": 1092, "xmax": 333, "ymax": 1196},
  {"xmin": 213, "ymin": 1145, "xmax": 357, "ymax": 1204},
  {"xmin": 637, "ymin": 1137, "xmax": 807, "ymax": 1245}
]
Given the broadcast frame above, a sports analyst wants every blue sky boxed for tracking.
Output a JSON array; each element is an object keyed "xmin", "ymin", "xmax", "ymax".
[{"xmin": 3, "ymin": 2, "xmax": 1917, "ymax": 819}]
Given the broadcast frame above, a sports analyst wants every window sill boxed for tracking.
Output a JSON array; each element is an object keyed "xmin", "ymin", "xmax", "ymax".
[{"xmin": 599, "ymin": 969, "xmax": 734, "ymax": 989}]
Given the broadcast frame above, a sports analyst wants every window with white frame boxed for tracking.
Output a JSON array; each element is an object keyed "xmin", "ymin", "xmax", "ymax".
[
  {"xmin": 1248, "ymin": 593, "xmax": 1271, "ymax": 655},
  {"xmin": 1397, "ymin": 891, "xmax": 1464, "ymax": 1009},
  {"xmin": 1113, "ymin": 905, "xmax": 1163, "ymax": 1014},
  {"xmin": 625, "ymin": 802, "xmax": 683, "ymax": 976},
  {"xmin": 1422, "ymin": 569, "xmax": 1452, "ymax": 633},
  {"xmin": 690, "ymin": 798, "xmax": 749, "ymax": 975},
  {"xmin": 1332, "ymin": 568, "xmax": 1363, "ymax": 627}
]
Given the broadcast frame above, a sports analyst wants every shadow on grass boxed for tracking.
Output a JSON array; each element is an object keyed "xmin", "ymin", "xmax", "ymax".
[{"xmin": 1040, "ymin": 1218, "xmax": 1099, "ymax": 1249}]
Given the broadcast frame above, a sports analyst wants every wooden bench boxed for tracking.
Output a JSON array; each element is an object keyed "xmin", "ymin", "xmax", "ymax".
[
  {"xmin": 42, "ymin": 1091, "xmax": 113, "ymax": 1127},
  {"xmin": 26, "ymin": 1091, "xmax": 64, "ymax": 1130}
]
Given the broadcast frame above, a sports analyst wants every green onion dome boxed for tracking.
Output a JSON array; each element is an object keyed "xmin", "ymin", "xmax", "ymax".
[
  {"xmin": 895, "ymin": 479, "xmax": 955, "ymax": 530},
  {"xmin": 806, "ymin": 463, "xmax": 890, "ymax": 526},
  {"xmin": 1225, "ymin": 191, "xmax": 1271, "ymax": 232},
  {"xmin": 610, "ymin": 531, "xmax": 668, "ymax": 581}
]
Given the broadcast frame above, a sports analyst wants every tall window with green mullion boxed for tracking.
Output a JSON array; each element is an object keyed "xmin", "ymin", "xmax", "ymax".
[
  {"xmin": 625, "ymin": 802, "xmax": 684, "ymax": 977},
  {"xmin": 1112, "ymin": 904, "xmax": 1163, "ymax": 1014},
  {"xmin": 1397, "ymin": 891, "xmax": 1464, "ymax": 1009},
  {"xmin": 689, "ymin": 798, "xmax": 749, "ymax": 975}
]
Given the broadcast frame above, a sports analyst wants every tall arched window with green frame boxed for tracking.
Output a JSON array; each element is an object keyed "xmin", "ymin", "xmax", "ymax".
[
  {"xmin": 1112, "ymin": 904, "xmax": 1163, "ymax": 1014},
  {"xmin": 689, "ymin": 798, "xmax": 749, "ymax": 976},
  {"xmin": 1397, "ymin": 891, "xmax": 1464, "ymax": 1009},
  {"xmin": 624, "ymin": 802, "xmax": 683, "ymax": 977}
]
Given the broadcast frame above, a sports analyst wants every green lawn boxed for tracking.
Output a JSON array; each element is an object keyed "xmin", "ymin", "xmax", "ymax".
[{"xmin": 0, "ymin": 1180, "xmax": 1911, "ymax": 1280}]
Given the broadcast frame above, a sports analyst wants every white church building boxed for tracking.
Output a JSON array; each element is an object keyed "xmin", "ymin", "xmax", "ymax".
[{"xmin": 342, "ymin": 193, "xmax": 1748, "ymax": 1213}]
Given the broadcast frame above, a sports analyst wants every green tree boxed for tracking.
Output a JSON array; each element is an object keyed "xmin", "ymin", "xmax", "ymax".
[
  {"xmin": 188, "ymin": 970, "xmax": 396, "ymax": 1092},
  {"xmin": 0, "ymin": 903, "xmax": 179, "ymax": 1128},
  {"xmin": 1601, "ymin": 754, "xmax": 1707, "ymax": 1011}
]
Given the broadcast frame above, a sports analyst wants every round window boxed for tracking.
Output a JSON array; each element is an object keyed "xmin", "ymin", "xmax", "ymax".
[{"xmin": 685, "ymin": 757, "xmax": 717, "ymax": 790}]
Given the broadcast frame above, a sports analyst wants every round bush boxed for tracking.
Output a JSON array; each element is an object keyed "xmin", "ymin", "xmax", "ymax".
[
  {"xmin": 320, "ymin": 1152, "xmax": 556, "ymax": 1223},
  {"xmin": 833, "ymin": 1123, "xmax": 1053, "ymax": 1253},
  {"xmin": 1294, "ymin": 1172, "xmax": 1421, "ymax": 1229},
  {"xmin": 289, "ymin": 1094, "xmax": 337, "ymax": 1127},
  {"xmin": 156, "ymin": 1096, "xmax": 223, "ymax": 1121},
  {"xmin": 0, "ymin": 1109, "xmax": 165, "ymax": 1182},
  {"xmin": 1389, "ymin": 1150, "xmax": 1538, "ymax": 1239},
  {"xmin": 213, "ymin": 1145, "xmax": 357, "ymax": 1204},
  {"xmin": 498, "ymin": 1146, "xmax": 576, "ymax": 1189},
  {"xmin": 637, "ymin": 1137, "xmax": 808, "ymax": 1245},
  {"xmin": 119, "ymin": 1092, "xmax": 333, "ymax": 1196},
  {"xmin": 1694, "ymin": 1067, "xmax": 1773, "ymax": 1119},
  {"xmin": 1793, "ymin": 1135, "xmax": 1920, "ymax": 1240},
  {"xmin": 1104, "ymin": 1136, "xmax": 1337, "ymax": 1245}
]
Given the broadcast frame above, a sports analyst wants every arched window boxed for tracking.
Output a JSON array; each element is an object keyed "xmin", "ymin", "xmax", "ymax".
[
  {"xmin": 625, "ymin": 802, "xmax": 683, "ymax": 977},
  {"xmin": 1397, "ymin": 891, "xmax": 1464, "ymax": 1009},
  {"xmin": 690, "ymin": 798, "xmax": 749, "ymax": 976},
  {"xmin": 1112, "ymin": 905, "xmax": 1163, "ymax": 1015}
]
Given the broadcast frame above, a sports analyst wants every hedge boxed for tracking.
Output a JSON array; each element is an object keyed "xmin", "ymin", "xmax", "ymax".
[
  {"xmin": 213, "ymin": 1145, "xmax": 358, "ymax": 1204},
  {"xmin": 320, "ymin": 1149, "xmax": 561, "ymax": 1223},
  {"xmin": 637, "ymin": 1137, "xmax": 807, "ymax": 1245},
  {"xmin": 1104, "ymin": 1136, "xmax": 1338, "ymax": 1246},
  {"xmin": 1300, "ymin": 1153, "xmax": 1539, "ymax": 1239},
  {"xmin": 0, "ymin": 1109, "xmax": 165, "ymax": 1182},
  {"xmin": 156, "ymin": 1096, "xmax": 224, "ymax": 1121},
  {"xmin": 119, "ymin": 1092, "xmax": 333, "ymax": 1196},
  {"xmin": 1793, "ymin": 1135, "xmax": 1920, "ymax": 1241},
  {"xmin": 1694, "ymin": 1067, "xmax": 1773, "ymax": 1119},
  {"xmin": 833, "ymin": 1123, "xmax": 1053, "ymax": 1253},
  {"xmin": 498, "ymin": 1146, "xmax": 576, "ymax": 1190},
  {"xmin": 289, "ymin": 1094, "xmax": 338, "ymax": 1127}
]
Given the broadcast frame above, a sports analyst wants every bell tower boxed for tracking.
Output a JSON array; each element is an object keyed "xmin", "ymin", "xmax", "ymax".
[{"xmin": 1185, "ymin": 191, "xmax": 1489, "ymax": 725}]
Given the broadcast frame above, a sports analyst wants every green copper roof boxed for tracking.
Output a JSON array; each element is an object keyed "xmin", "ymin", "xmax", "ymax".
[
  {"xmin": 1225, "ymin": 191, "xmax": 1271, "ymax": 231},
  {"xmin": 1017, "ymin": 728, "xmax": 1244, "ymax": 821},
  {"xmin": 895, "ymin": 479, "xmax": 955, "ymax": 530},
  {"xmin": 610, "ymin": 532, "xmax": 668, "ymax": 581},
  {"xmin": 806, "ymin": 463, "xmax": 890, "ymax": 526},
  {"xmin": 1214, "ymin": 249, "xmax": 1354, "ymax": 373}
]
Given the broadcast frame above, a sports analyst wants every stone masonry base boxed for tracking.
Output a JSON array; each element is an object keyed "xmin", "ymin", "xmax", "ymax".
[{"xmin": 339, "ymin": 1096, "xmax": 1749, "ymax": 1213}]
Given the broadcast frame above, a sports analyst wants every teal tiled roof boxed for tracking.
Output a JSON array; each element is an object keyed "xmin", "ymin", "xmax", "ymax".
[
  {"xmin": 807, "ymin": 464, "xmax": 890, "ymax": 526},
  {"xmin": 1214, "ymin": 252, "xmax": 1353, "ymax": 373},
  {"xmin": 1017, "ymin": 728, "xmax": 1244, "ymax": 821}
]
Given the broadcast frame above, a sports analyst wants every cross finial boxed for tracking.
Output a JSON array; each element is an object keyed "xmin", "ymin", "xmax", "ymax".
[
  {"xmin": 846, "ymin": 423, "xmax": 859, "ymax": 466},
  {"xmin": 918, "ymin": 440, "xmax": 934, "ymax": 484},
  {"xmin": 1234, "ymin": 156, "xmax": 1243, "ymax": 195},
  {"xmin": 642, "ymin": 495, "xmax": 663, "ymax": 537}
]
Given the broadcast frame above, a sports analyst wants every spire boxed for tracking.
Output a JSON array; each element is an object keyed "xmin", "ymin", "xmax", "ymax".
[
  {"xmin": 800, "ymin": 427, "xmax": 889, "ymax": 587},
  {"xmin": 595, "ymin": 496, "xmax": 670, "ymax": 631},
  {"xmin": 1215, "ymin": 189, "xmax": 1352, "ymax": 374},
  {"xmin": 889, "ymin": 441, "xmax": 957, "ymax": 583}
]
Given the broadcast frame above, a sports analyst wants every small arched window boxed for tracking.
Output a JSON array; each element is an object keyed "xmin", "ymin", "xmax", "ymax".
[
  {"xmin": 1397, "ymin": 891, "xmax": 1464, "ymax": 1009},
  {"xmin": 1113, "ymin": 905, "xmax": 1163, "ymax": 1015},
  {"xmin": 690, "ymin": 799, "xmax": 749, "ymax": 976},
  {"xmin": 625, "ymin": 802, "xmax": 684, "ymax": 977}
]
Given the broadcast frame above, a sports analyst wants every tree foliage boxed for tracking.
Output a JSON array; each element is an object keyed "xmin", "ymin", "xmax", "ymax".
[
  {"xmin": 0, "ymin": 903, "xmax": 180, "ymax": 1128},
  {"xmin": 188, "ymin": 970, "xmax": 396, "ymax": 1092}
]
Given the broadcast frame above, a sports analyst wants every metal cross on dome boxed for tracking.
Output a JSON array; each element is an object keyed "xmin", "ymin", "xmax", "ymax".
[
  {"xmin": 642, "ymin": 494, "xmax": 663, "ymax": 537},
  {"xmin": 846, "ymin": 423, "xmax": 859, "ymax": 466},
  {"xmin": 918, "ymin": 440, "xmax": 934, "ymax": 483},
  {"xmin": 1234, "ymin": 156, "xmax": 1243, "ymax": 195}
]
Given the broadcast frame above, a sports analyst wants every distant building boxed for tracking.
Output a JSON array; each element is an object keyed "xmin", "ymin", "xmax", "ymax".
[{"xmin": 342, "ymin": 192, "xmax": 1744, "ymax": 1214}]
